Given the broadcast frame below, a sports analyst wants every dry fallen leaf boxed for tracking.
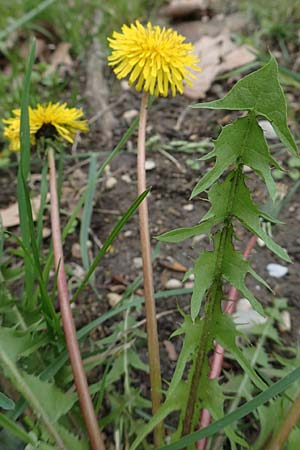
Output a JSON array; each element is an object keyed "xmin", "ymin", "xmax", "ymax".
[
  {"xmin": 0, "ymin": 195, "xmax": 48, "ymax": 228},
  {"xmin": 46, "ymin": 42, "xmax": 73, "ymax": 76},
  {"xmin": 184, "ymin": 32, "xmax": 256, "ymax": 99}
]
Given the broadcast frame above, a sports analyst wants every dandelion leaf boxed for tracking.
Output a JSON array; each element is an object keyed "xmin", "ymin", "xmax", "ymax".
[
  {"xmin": 214, "ymin": 313, "xmax": 266, "ymax": 391},
  {"xmin": 22, "ymin": 373, "xmax": 77, "ymax": 422},
  {"xmin": 233, "ymin": 177, "xmax": 291, "ymax": 261},
  {"xmin": 193, "ymin": 56, "xmax": 298, "ymax": 156},
  {"xmin": 192, "ymin": 115, "xmax": 280, "ymax": 200},
  {"xmin": 203, "ymin": 380, "xmax": 248, "ymax": 449},
  {"xmin": 222, "ymin": 228, "xmax": 264, "ymax": 316},
  {"xmin": 191, "ymin": 251, "xmax": 217, "ymax": 321},
  {"xmin": 168, "ymin": 316, "xmax": 202, "ymax": 397}
]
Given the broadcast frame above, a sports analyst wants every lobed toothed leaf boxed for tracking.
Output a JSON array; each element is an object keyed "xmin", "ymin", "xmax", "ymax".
[
  {"xmin": 192, "ymin": 115, "xmax": 282, "ymax": 201},
  {"xmin": 193, "ymin": 56, "xmax": 298, "ymax": 156}
]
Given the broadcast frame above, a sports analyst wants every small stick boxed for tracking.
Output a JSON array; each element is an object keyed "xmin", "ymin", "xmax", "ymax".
[
  {"xmin": 48, "ymin": 147, "xmax": 105, "ymax": 450},
  {"xmin": 264, "ymin": 392, "xmax": 300, "ymax": 450}
]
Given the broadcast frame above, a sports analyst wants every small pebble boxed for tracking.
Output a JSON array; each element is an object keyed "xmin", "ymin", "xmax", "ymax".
[
  {"xmin": 267, "ymin": 263, "xmax": 288, "ymax": 278},
  {"xmin": 259, "ymin": 120, "xmax": 277, "ymax": 140},
  {"xmin": 183, "ymin": 204, "xmax": 194, "ymax": 212},
  {"xmin": 121, "ymin": 80, "xmax": 130, "ymax": 90},
  {"xmin": 124, "ymin": 230, "xmax": 133, "ymax": 237},
  {"xmin": 105, "ymin": 176, "xmax": 117, "ymax": 190},
  {"xmin": 121, "ymin": 174, "xmax": 132, "ymax": 184},
  {"xmin": 107, "ymin": 293, "xmax": 122, "ymax": 307},
  {"xmin": 72, "ymin": 243, "xmax": 81, "ymax": 259},
  {"xmin": 133, "ymin": 257, "xmax": 143, "ymax": 270},
  {"xmin": 184, "ymin": 281, "xmax": 194, "ymax": 289},
  {"xmin": 234, "ymin": 299, "xmax": 267, "ymax": 332},
  {"xmin": 145, "ymin": 159, "xmax": 156, "ymax": 171},
  {"xmin": 165, "ymin": 278, "xmax": 182, "ymax": 289},
  {"xmin": 278, "ymin": 310, "xmax": 291, "ymax": 332},
  {"xmin": 192, "ymin": 234, "xmax": 206, "ymax": 245},
  {"xmin": 123, "ymin": 109, "xmax": 138, "ymax": 124}
]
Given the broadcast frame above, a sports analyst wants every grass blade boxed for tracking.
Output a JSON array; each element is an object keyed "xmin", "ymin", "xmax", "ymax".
[
  {"xmin": 80, "ymin": 154, "xmax": 97, "ymax": 273},
  {"xmin": 72, "ymin": 188, "xmax": 150, "ymax": 302},
  {"xmin": 0, "ymin": 0, "xmax": 57, "ymax": 41},
  {"xmin": 17, "ymin": 40, "xmax": 36, "ymax": 307}
]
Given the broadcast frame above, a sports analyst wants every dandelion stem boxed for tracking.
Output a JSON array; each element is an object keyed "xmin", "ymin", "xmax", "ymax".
[
  {"xmin": 137, "ymin": 91, "xmax": 164, "ymax": 446},
  {"xmin": 48, "ymin": 147, "xmax": 105, "ymax": 450}
]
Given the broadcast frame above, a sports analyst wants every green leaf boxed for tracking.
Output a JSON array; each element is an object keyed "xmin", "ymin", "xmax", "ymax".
[
  {"xmin": 156, "ymin": 219, "xmax": 213, "ymax": 243},
  {"xmin": 167, "ymin": 317, "xmax": 202, "ymax": 397},
  {"xmin": 214, "ymin": 314, "xmax": 266, "ymax": 391},
  {"xmin": 192, "ymin": 115, "xmax": 280, "ymax": 201},
  {"xmin": 72, "ymin": 188, "xmax": 151, "ymax": 302},
  {"xmin": 155, "ymin": 366, "xmax": 300, "ymax": 450},
  {"xmin": 0, "ymin": 412, "xmax": 34, "ymax": 444},
  {"xmin": 232, "ymin": 176, "xmax": 291, "ymax": 262},
  {"xmin": 17, "ymin": 40, "xmax": 36, "ymax": 306},
  {"xmin": 0, "ymin": 327, "xmax": 72, "ymax": 447},
  {"xmin": 202, "ymin": 380, "xmax": 248, "ymax": 449},
  {"xmin": 0, "ymin": 392, "xmax": 15, "ymax": 410},
  {"xmin": 22, "ymin": 373, "xmax": 76, "ymax": 422},
  {"xmin": 191, "ymin": 252, "xmax": 217, "ymax": 320},
  {"xmin": 193, "ymin": 56, "xmax": 298, "ymax": 156},
  {"xmin": 80, "ymin": 154, "xmax": 97, "ymax": 274},
  {"xmin": 288, "ymin": 428, "xmax": 300, "ymax": 450},
  {"xmin": 130, "ymin": 382, "xmax": 188, "ymax": 450},
  {"xmin": 222, "ymin": 228, "xmax": 264, "ymax": 316}
]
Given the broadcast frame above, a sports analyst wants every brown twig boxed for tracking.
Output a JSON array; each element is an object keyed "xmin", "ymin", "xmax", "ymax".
[
  {"xmin": 137, "ymin": 91, "xmax": 164, "ymax": 446},
  {"xmin": 197, "ymin": 235, "xmax": 258, "ymax": 450},
  {"xmin": 48, "ymin": 147, "xmax": 105, "ymax": 450},
  {"xmin": 263, "ymin": 392, "xmax": 300, "ymax": 450}
]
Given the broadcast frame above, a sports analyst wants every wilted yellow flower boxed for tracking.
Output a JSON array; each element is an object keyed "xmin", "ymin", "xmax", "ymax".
[
  {"xmin": 3, "ymin": 103, "xmax": 89, "ymax": 151},
  {"xmin": 108, "ymin": 20, "xmax": 200, "ymax": 97}
]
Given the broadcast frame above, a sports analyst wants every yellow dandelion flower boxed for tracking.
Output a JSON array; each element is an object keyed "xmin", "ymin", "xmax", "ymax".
[
  {"xmin": 108, "ymin": 20, "xmax": 200, "ymax": 97},
  {"xmin": 3, "ymin": 103, "xmax": 89, "ymax": 151}
]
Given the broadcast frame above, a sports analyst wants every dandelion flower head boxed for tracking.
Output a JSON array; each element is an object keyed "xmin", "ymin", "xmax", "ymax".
[
  {"xmin": 108, "ymin": 20, "xmax": 200, "ymax": 97},
  {"xmin": 3, "ymin": 103, "xmax": 89, "ymax": 152}
]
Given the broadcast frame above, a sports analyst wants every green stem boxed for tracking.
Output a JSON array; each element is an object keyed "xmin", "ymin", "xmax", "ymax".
[
  {"xmin": 181, "ymin": 167, "xmax": 242, "ymax": 436},
  {"xmin": 137, "ymin": 91, "xmax": 164, "ymax": 446}
]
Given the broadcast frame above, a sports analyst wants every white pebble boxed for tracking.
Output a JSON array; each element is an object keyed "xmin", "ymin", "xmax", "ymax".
[
  {"xmin": 234, "ymin": 298, "xmax": 267, "ymax": 332},
  {"xmin": 124, "ymin": 230, "xmax": 133, "ymax": 237},
  {"xmin": 145, "ymin": 159, "xmax": 156, "ymax": 171},
  {"xmin": 267, "ymin": 263, "xmax": 288, "ymax": 278},
  {"xmin": 105, "ymin": 176, "xmax": 117, "ymax": 190},
  {"xmin": 184, "ymin": 281, "xmax": 194, "ymax": 289},
  {"xmin": 278, "ymin": 310, "xmax": 291, "ymax": 332},
  {"xmin": 133, "ymin": 257, "xmax": 143, "ymax": 270},
  {"xmin": 165, "ymin": 278, "xmax": 182, "ymax": 289},
  {"xmin": 107, "ymin": 293, "xmax": 122, "ymax": 307},
  {"xmin": 183, "ymin": 204, "xmax": 194, "ymax": 212},
  {"xmin": 123, "ymin": 109, "xmax": 138, "ymax": 124},
  {"xmin": 121, "ymin": 174, "xmax": 132, "ymax": 184},
  {"xmin": 259, "ymin": 120, "xmax": 277, "ymax": 140}
]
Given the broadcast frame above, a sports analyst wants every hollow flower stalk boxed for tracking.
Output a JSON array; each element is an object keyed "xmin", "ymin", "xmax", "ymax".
[{"xmin": 108, "ymin": 20, "xmax": 200, "ymax": 446}]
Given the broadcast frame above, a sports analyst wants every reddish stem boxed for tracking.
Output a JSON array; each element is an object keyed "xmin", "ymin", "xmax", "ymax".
[
  {"xmin": 48, "ymin": 148, "xmax": 105, "ymax": 450},
  {"xmin": 197, "ymin": 235, "xmax": 257, "ymax": 450}
]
